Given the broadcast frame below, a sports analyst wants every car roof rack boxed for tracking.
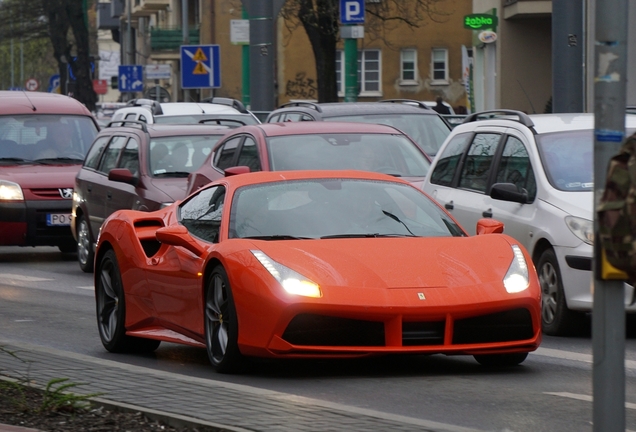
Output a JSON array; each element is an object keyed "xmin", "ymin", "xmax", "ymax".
[
  {"xmin": 462, "ymin": 109, "xmax": 535, "ymax": 129},
  {"xmin": 378, "ymin": 99, "xmax": 432, "ymax": 110},
  {"xmin": 200, "ymin": 97, "xmax": 249, "ymax": 113},
  {"xmin": 198, "ymin": 118, "xmax": 247, "ymax": 127},
  {"xmin": 125, "ymin": 98, "xmax": 163, "ymax": 115},
  {"xmin": 278, "ymin": 101, "xmax": 322, "ymax": 113},
  {"xmin": 106, "ymin": 119, "xmax": 148, "ymax": 133}
]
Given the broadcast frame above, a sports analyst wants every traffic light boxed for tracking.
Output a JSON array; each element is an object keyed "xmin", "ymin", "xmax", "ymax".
[{"xmin": 111, "ymin": 76, "xmax": 118, "ymax": 89}]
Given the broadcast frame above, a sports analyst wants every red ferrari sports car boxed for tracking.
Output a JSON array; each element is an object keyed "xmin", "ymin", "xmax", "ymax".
[{"xmin": 94, "ymin": 170, "xmax": 541, "ymax": 373}]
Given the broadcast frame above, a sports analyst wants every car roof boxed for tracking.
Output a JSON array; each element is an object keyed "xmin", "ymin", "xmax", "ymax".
[
  {"xmin": 216, "ymin": 169, "xmax": 411, "ymax": 190},
  {"xmin": 240, "ymin": 121, "xmax": 408, "ymax": 137},
  {"xmin": 270, "ymin": 101, "xmax": 439, "ymax": 118},
  {"xmin": 100, "ymin": 123, "xmax": 231, "ymax": 138},
  {"xmin": 0, "ymin": 91, "xmax": 93, "ymax": 116},
  {"xmin": 159, "ymin": 103, "xmax": 241, "ymax": 115}
]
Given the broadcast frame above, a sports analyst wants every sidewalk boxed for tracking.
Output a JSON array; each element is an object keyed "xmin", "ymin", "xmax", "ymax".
[{"xmin": 0, "ymin": 340, "xmax": 482, "ymax": 432}]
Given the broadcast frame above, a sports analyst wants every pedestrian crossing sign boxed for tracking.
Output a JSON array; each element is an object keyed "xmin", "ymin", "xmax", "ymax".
[{"xmin": 180, "ymin": 45, "xmax": 221, "ymax": 89}]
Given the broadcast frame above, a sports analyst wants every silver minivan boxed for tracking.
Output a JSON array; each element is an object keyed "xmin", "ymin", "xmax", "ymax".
[{"xmin": 422, "ymin": 111, "xmax": 636, "ymax": 336}]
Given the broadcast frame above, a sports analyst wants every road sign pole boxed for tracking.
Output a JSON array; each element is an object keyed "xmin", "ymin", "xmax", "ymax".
[
  {"xmin": 242, "ymin": 7, "xmax": 251, "ymax": 108},
  {"xmin": 592, "ymin": 0, "xmax": 628, "ymax": 430},
  {"xmin": 344, "ymin": 36, "xmax": 358, "ymax": 102},
  {"xmin": 182, "ymin": 0, "xmax": 191, "ymax": 102}
]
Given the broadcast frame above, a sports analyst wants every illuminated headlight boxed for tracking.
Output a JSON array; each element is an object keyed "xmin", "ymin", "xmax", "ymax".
[
  {"xmin": 504, "ymin": 245, "xmax": 529, "ymax": 293},
  {"xmin": 251, "ymin": 250, "xmax": 322, "ymax": 298},
  {"xmin": 565, "ymin": 216, "xmax": 594, "ymax": 245},
  {"xmin": 0, "ymin": 180, "xmax": 24, "ymax": 201}
]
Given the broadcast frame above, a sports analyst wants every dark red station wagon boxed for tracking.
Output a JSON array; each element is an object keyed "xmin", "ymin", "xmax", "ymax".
[{"xmin": 0, "ymin": 91, "xmax": 99, "ymax": 252}]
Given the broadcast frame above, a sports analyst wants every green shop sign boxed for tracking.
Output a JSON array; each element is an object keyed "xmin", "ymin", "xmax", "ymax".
[{"xmin": 463, "ymin": 14, "xmax": 498, "ymax": 30}]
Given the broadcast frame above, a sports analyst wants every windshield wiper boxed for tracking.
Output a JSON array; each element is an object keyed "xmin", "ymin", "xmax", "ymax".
[
  {"xmin": 35, "ymin": 157, "xmax": 83, "ymax": 163},
  {"xmin": 320, "ymin": 233, "xmax": 416, "ymax": 239},
  {"xmin": 382, "ymin": 210, "xmax": 416, "ymax": 236},
  {"xmin": 0, "ymin": 157, "xmax": 33, "ymax": 164},
  {"xmin": 243, "ymin": 235, "xmax": 313, "ymax": 240},
  {"xmin": 153, "ymin": 171, "xmax": 190, "ymax": 178}
]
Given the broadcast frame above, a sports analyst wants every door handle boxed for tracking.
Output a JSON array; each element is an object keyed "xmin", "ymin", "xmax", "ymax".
[
  {"xmin": 107, "ymin": 191, "xmax": 112, "ymax": 199},
  {"xmin": 444, "ymin": 201, "xmax": 454, "ymax": 210},
  {"xmin": 482, "ymin": 208, "xmax": 493, "ymax": 218},
  {"xmin": 87, "ymin": 186, "xmax": 92, "ymax": 193}
]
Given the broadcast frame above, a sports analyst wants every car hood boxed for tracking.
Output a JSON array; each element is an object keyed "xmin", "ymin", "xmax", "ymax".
[
  {"xmin": 250, "ymin": 235, "xmax": 517, "ymax": 288},
  {"xmin": 148, "ymin": 178, "xmax": 189, "ymax": 202},
  {"xmin": 0, "ymin": 164, "xmax": 80, "ymax": 189},
  {"xmin": 540, "ymin": 189, "xmax": 592, "ymax": 220}
]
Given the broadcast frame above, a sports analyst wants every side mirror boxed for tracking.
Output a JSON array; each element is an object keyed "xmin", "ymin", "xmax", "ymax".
[
  {"xmin": 155, "ymin": 225, "xmax": 206, "ymax": 257},
  {"xmin": 108, "ymin": 168, "xmax": 138, "ymax": 186},
  {"xmin": 490, "ymin": 182, "xmax": 528, "ymax": 204},
  {"xmin": 476, "ymin": 218, "xmax": 504, "ymax": 235},
  {"xmin": 224, "ymin": 166, "xmax": 251, "ymax": 177}
]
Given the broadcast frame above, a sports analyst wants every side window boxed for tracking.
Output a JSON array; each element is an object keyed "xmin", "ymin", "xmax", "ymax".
[
  {"xmin": 98, "ymin": 136, "xmax": 127, "ymax": 174},
  {"xmin": 430, "ymin": 133, "xmax": 472, "ymax": 186},
  {"xmin": 458, "ymin": 133, "xmax": 500, "ymax": 193},
  {"xmin": 125, "ymin": 113, "xmax": 137, "ymax": 120},
  {"xmin": 118, "ymin": 138, "xmax": 140, "ymax": 176},
  {"xmin": 139, "ymin": 115, "xmax": 148, "ymax": 123},
  {"xmin": 495, "ymin": 136, "xmax": 537, "ymax": 201},
  {"xmin": 84, "ymin": 136, "xmax": 109, "ymax": 169},
  {"xmin": 213, "ymin": 136, "xmax": 241, "ymax": 170},
  {"xmin": 179, "ymin": 185, "xmax": 226, "ymax": 243},
  {"xmin": 268, "ymin": 114, "xmax": 280, "ymax": 123},
  {"xmin": 237, "ymin": 137, "xmax": 261, "ymax": 171}
]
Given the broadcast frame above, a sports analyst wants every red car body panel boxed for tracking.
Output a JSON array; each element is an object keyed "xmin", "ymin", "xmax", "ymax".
[{"xmin": 96, "ymin": 170, "xmax": 541, "ymax": 362}]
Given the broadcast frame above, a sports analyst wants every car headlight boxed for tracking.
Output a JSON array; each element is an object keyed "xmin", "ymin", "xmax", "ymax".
[
  {"xmin": 251, "ymin": 250, "xmax": 322, "ymax": 298},
  {"xmin": 565, "ymin": 216, "xmax": 594, "ymax": 245},
  {"xmin": 0, "ymin": 180, "xmax": 24, "ymax": 201},
  {"xmin": 503, "ymin": 245, "xmax": 529, "ymax": 293}
]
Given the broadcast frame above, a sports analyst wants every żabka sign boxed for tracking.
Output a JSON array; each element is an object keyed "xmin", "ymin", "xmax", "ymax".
[{"xmin": 463, "ymin": 14, "xmax": 498, "ymax": 30}]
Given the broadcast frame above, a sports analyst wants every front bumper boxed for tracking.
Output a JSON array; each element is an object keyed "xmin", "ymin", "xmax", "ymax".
[{"xmin": 0, "ymin": 200, "xmax": 74, "ymax": 247}]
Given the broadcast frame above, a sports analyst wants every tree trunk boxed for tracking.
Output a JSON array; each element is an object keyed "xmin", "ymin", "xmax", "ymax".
[{"xmin": 298, "ymin": 0, "xmax": 339, "ymax": 102}]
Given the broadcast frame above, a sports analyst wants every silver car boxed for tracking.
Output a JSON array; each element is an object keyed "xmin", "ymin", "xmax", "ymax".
[{"xmin": 422, "ymin": 111, "xmax": 636, "ymax": 336}]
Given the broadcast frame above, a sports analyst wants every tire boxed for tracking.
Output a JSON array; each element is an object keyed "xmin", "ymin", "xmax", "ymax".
[
  {"xmin": 96, "ymin": 249, "xmax": 160, "ymax": 353},
  {"xmin": 474, "ymin": 352, "xmax": 528, "ymax": 367},
  {"xmin": 77, "ymin": 215, "xmax": 95, "ymax": 273},
  {"xmin": 205, "ymin": 266, "xmax": 244, "ymax": 373},
  {"xmin": 538, "ymin": 249, "xmax": 585, "ymax": 336}
]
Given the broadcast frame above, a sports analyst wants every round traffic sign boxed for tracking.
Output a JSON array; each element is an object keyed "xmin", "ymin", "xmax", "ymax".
[{"xmin": 25, "ymin": 78, "xmax": 39, "ymax": 92}]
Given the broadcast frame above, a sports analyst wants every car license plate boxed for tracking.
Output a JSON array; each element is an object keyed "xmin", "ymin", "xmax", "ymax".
[{"xmin": 47, "ymin": 213, "xmax": 71, "ymax": 226}]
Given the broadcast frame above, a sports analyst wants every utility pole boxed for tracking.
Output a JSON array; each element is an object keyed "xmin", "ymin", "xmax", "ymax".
[
  {"xmin": 182, "ymin": 0, "xmax": 190, "ymax": 102},
  {"xmin": 592, "ymin": 0, "xmax": 628, "ymax": 430},
  {"xmin": 241, "ymin": 0, "xmax": 285, "ymax": 112}
]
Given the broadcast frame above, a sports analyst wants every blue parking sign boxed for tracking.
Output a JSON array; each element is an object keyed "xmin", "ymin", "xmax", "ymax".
[
  {"xmin": 118, "ymin": 65, "xmax": 144, "ymax": 92},
  {"xmin": 340, "ymin": 0, "xmax": 365, "ymax": 24},
  {"xmin": 180, "ymin": 45, "xmax": 221, "ymax": 89}
]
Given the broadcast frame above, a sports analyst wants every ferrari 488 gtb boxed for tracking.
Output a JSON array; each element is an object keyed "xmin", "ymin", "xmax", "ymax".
[{"xmin": 94, "ymin": 170, "xmax": 541, "ymax": 373}]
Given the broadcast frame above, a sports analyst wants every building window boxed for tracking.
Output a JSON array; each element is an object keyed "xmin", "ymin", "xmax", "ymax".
[
  {"xmin": 400, "ymin": 49, "xmax": 417, "ymax": 84},
  {"xmin": 336, "ymin": 49, "xmax": 382, "ymax": 97},
  {"xmin": 431, "ymin": 48, "xmax": 448, "ymax": 85}
]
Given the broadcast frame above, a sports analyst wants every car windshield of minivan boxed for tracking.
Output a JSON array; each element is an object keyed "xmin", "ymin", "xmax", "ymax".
[
  {"xmin": 0, "ymin": 115, "xmax": 98, "ymax": 163},
  {"xmin": 150, "ymin": 135, "xmax": 223, "ymax": 176},
  {"xmin": 537, "ymin": 130, "xmax": 597, "ymax": 191},
  {"xmin": 326, "ymin": 113, "xmax": 451, "ymax": 158},
  {"xmin": 267, "ymin": 133, "xmax": 430, "ymax": 177}
]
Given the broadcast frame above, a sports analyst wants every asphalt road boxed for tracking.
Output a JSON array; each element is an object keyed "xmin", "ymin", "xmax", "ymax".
[{"xmin": 2, "ymin": 246, "xmax": 636, "ymax": 431}]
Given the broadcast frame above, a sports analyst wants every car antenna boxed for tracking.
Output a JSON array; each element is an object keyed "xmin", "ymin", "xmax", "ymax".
[
  {"xmin": 21, "ymin": 91, "xmax": 37, "ymax": 111},
  {"xmin": 517, "ymin": 80, "xmax": 537, "ymax": 114}
]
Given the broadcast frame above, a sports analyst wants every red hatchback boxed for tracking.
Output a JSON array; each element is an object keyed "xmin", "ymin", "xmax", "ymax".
[
  {"xmin": 185, "ymin": 122, "xmax": 431, "ymax": 195},
  {"xmin": 0, "ymin": 91, "xmax": 99, "ymax": 252}
]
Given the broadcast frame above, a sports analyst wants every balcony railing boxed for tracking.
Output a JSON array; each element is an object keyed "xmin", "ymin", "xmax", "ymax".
[{"xmin": 150, "ymin": 27, "xmax": 200, "ymax": 51}]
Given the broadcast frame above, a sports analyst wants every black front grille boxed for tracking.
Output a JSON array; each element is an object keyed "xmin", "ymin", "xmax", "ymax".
[
  {"xmin": 402, "ymin": 321, "xmax": 445, "ymax": 346},
  {"xmin": 282, "ymin": 314, "xmax": 385, "ymax": 347},
  {"xmin": 452, "ymin": 308, "xmax": 534, "ymax": 344}
]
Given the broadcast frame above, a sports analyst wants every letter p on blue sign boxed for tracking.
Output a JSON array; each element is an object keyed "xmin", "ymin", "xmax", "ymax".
[{"xmin": 340, "ymin": 0, "xmax": 365, "ymax": 24}]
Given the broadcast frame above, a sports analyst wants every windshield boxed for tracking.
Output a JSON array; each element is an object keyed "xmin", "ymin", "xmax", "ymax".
[
  {"xmin": 325, "ymin": 113, "xmax": 451, "ymax": 158},
  {"xmin": 150, "ymin": 135, "xmax": 223, "ymax": 177},
  {"xmin": 535, "ymin": 130, "xmax": 636, "ymax": 192},
  {"xmin": 267, "ymin": 133, "xmax": 430, "ymax": 178},
  {"xmin": 0, "ymin": 115, "xmax": 98, "ymax": 163},
  {"xmin": 229, "ymin": 178, "xmax": 464, "ymax": 239}
]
